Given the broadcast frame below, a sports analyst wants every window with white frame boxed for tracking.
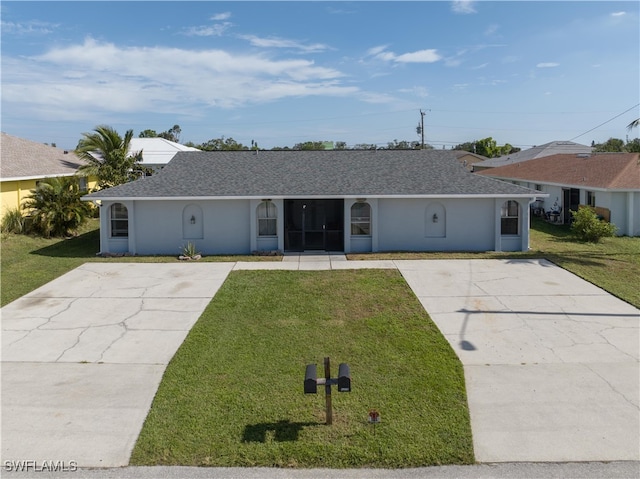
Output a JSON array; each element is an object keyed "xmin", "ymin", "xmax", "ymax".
[
  {"xmin": 501, "ymin": 200, "xmax": 519, "ymax": 235},
  {"xmin": 110, "ymin": 203, "xmax": 128, "ymax": 237},
  {"xmin": 586, "ymin": 191, "xmax": 596, "ymax": 207},
  {"xmin": 257, "ymin": 201, "xmax": 277, "ymax": 236},
  {"xmin": 351, "ymin": 202, "xmax": 371, "ymax": 235}
]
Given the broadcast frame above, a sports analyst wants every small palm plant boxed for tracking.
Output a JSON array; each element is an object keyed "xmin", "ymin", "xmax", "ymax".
[
  {"xmin": 179, "ymin": 242, "xmax": 202, "ymax": 260},
  {"xmin": 22, "ymin": 177, "xmax": 92, "ymax": 238}
]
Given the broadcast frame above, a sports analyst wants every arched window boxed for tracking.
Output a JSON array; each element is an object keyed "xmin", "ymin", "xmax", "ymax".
[
  {"xmin": 501, "ymin": 200, "xmax": 519, "ymax": 235},
  {"xmin": 351, "ymin": 202, "xmax": 371, "ymax": 236},
  {"xmin": 257, "ymin": 201, "xmax": 277, "ymax": 236},
  {"xmin": 110, "ymin": 203, "xmax": 128, "ymax": 237}
]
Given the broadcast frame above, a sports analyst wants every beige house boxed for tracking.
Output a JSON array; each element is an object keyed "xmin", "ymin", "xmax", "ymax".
[{"xmin": 0, "ymin": 132, "xmax": 95, "ymax": 216}]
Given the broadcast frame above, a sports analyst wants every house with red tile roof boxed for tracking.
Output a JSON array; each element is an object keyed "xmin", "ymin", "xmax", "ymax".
[{"xmin": 476, "ymin": 152, "xmax": 640, "ymax": 236}]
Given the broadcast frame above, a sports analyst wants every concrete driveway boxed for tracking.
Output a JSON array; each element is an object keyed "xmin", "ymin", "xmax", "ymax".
[
  {"xmin": 396, "ymin": 259, "xmax": 640, "ymax": 462},
  {"xmin": 2, "ymin": 258, "xmax": 638, "ymax": 468},
  {"xmin": 1, "ymin": 263, "xmax": 234, "ymax": 468}
]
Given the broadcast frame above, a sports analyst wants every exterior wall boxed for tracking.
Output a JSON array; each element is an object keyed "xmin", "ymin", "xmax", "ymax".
[
  {"xmin": 376, "ymin": 198, "xmax": 497, "ymax": 252},
  {"xmin": 1, "ymin": 177, "xmax": 98, "ymax": 216},
  {"xmin": 96, "ymin": 196, "xmax": 534, "ymax": 255}
]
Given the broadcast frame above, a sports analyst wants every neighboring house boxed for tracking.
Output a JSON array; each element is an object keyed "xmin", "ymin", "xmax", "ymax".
[
  {"xmin": 472, "ymin": 140, "xmax": 593, "ymax": 172},
  {"xmin": 128, "ymin": 138, "xmax": 200, "ymax": 175},
  {"xmin": 0, "ymin": 132, "xmax": 96, "ymax": 216},
  {"xmin": 476, "ymin": 152, "xmax": 640, "ymax": 237},
  {"xmin": 84, "ymin": 150, "xmax": 542, "ymax": 255},
  {"xmin": 452, "ymin": 150, "xmax": 489, "ymax": 171}
]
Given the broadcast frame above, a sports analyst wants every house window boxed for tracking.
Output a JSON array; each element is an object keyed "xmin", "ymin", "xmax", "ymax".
[
  {"xmin": 78, "ymin": 176, "xmax": 88, "ymax": 191},
  {"xmin": 257, "ymin": 201, "xmax": 277, "ymax": 236},
  {"xmin": 586, "ymin": 191, "xmax": 596, "ymax": 207},
  {"xmin": 501, "ymin": 200, "xmax": 519, "ymax": 235},
  {"xmin": 351, "ymin": 202, "xmax": 371, "ymax": 235},
  {"xmin": 110, "ymin": 203, "xmax": 129, "ymax": 237}
]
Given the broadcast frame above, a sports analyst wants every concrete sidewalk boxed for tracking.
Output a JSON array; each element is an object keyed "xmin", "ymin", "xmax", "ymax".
[{"xmin": 1, "ymin": 258, "xmax": 639, "ymax": 469}]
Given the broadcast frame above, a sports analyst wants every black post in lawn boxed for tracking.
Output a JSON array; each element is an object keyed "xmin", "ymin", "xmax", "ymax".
[{"xmin": 304, "ymin": 356, "xmax": 351, "ymax": 425}]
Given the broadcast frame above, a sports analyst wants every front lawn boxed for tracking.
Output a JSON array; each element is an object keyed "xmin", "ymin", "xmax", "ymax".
[{"xmin": 130, "ymin": 269, "xmax": 474, "ymax": 468}]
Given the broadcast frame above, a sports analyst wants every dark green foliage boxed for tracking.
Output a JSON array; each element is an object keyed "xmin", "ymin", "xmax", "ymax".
[
  {"xmin": 75, "ymin": 125, "xmax": 143, "ymax": 189},
  {"xmin": 571, "ymin": 207, "xmax": 617, "ymax": 242},
  {"xmin": 22, "ymin": 177, "xmax": 92, "ymax": 238},
  {"xmin": 1, "ymin": 207, "xmax": 26, "ymax": 234}
]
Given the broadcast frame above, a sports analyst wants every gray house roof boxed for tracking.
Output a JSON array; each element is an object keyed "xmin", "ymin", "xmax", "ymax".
[
  {"xmin": 1, "ymin": 132, "xmax": 86, "ymax": 180},
  {"xmin": 85, "ymin": 149, "xmax": 539, "ymax": 200},
  {"xmin": 473, "ymin": 140, "xmax": 593, "ymax": 171}
]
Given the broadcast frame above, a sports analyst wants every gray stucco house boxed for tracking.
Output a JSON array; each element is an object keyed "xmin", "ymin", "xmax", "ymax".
[{"xmin": 83, "ymin": 150, "xmax": 542, "ymax": 255}]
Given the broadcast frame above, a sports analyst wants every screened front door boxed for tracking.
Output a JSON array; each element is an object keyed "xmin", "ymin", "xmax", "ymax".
[{"xmin": 284, "ymin": 199, "xmax": 344, "ymax": 251}]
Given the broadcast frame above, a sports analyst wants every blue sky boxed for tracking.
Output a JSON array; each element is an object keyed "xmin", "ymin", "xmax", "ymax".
[{"xmin": 1, "ymin": 1, "xmax": 639, "ymax": 150}]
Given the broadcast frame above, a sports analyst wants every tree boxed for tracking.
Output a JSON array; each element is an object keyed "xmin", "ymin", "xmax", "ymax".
[
  {"xmin": 158, "ymin": 124, "xmax": 181, "ymax": 143},
  {"xmin": 627, "ymin": 118, "xmax": 639, "ymax": 131},
  {"xmin": 198, "ymin": 137, "xmax": 248, "ymax": 151},
  {"xmin": 22, "ymin": 177, "xmax": 92, "ymax": 238},
  {"xmin": 592, "ymin": 138, "xmax": 625, "ymax": 152},
  {"xmin": 138, "ymin": 129, "xmax": 158, "ymax": 138},
  {"xmin": 76, "ymin": 125, "xmax": 144, "ymax": 189},
  {"xmin": 386, "ymin": 139, "xmax": 423, "ymax": 149},
  {"xmin": 625, "ymin": 138, "xmax": 640, "ymax": 153},
  {"xmin": 293, "ymin": 141, "xmax": 328, "ymax": 150},
  {"xmin": 453, "ymin": 137, "xmax": 519, "ymax": 157}
]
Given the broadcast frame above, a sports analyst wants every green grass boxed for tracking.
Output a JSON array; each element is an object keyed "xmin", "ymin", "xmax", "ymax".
[
  {"xmin": 130, "ymin": 269, "xmax": 474, "ymax": 468},
  {"xmin": 0, "ymin": 219, "xmax": 279, "ymax": 307}
]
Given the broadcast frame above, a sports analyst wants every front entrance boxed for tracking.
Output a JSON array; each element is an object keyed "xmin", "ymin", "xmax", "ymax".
[{"xmin": 284, "ymin": 199, "xmax": 344, "ymax": 251}]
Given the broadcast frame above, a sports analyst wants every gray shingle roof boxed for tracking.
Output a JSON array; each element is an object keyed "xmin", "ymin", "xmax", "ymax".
[
  {"xmin": 85, "ymin": 150, "xmax": 538, "ymax": 199},
  {"xmin": 1, "ymin": 132, "xmax": 86, "ymax": 180},
  {"xmin": 475, "ymin": 140, "xmax": 593, "ymax": 170}
]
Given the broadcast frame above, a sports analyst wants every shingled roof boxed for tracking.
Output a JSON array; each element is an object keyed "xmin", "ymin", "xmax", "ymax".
[
  {"xmin": 474, "ymin": 140, "xmax": 593, "ymax": 170},
  {"xmin": 476, "ymin": 152, "xmax": 640, "ymax": 190},
  {"xmin": 85, "ymin": 149, "xmax": 538, "ymax": 200},
  {"xmin": 1, "ymin": 132, "xmax": 86, "ymax": 180}
]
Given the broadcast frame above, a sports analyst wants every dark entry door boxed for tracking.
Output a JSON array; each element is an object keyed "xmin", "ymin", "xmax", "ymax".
[{"xmin": 284, "ymin": 199, "xmax": 344, "ymax": 251}]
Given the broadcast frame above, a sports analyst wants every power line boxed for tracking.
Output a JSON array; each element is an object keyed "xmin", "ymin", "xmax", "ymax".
[{"xmin": 569, "ymin": 104, "xmax": 640, "ymax": 141}]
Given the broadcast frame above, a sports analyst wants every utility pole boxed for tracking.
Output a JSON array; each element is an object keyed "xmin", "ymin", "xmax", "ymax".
[{"xmin": 416, "ymin": 109, "xmax": 426, "ymax": 149}]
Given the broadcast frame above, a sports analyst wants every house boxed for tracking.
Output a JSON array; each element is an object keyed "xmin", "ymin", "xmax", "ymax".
[
  {"xmin": 127, "ymin": 138, "xmax": 200, "ymax": 175},
  {"xmin": 472, "ymin": 140, "xmax": 593, "ymax": 172},
  {"xmin": 0, "ymin": 132, "xmax": 96, "ymax": 216},
  {"xmin": 452, "ymin": 150, "xmax": 489, "ymax": 171},
  {"xmin": 83, "ymin": 150, "xmax": 543, "ymax": 255},
  {"xmin": 476, "ymin": 152, "xmax": 640, "ymax": 236}
]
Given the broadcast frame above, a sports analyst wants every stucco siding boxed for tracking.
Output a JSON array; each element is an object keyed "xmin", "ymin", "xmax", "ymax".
[
  {"xmin": 376, "ymin": 198, "xmax": 496, "ymax": 251},
  {"xmin": 123, "ymin": 200, "xmax": 251, "ymax": 255}
]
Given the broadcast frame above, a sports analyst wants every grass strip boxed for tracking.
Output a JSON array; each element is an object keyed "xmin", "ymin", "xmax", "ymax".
[{"xmin": 130, "ymin": 269, "xmax": 474, "ymax": 468}]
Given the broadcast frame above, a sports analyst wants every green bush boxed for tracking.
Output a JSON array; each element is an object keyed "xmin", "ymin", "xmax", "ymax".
[
  {"xmin": 1, "ymin": 208, "xmax": 26, "ymax": 234},
  {"xmin": 570, "ymin": 207, "xmax": 617, "ymax": 242}
]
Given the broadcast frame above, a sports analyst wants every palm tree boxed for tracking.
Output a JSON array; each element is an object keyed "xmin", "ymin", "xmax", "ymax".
[
  {"xmin": 627, "ymin": 118, "xmax": 639, "ymax": 131},
  {"xmin": 22, "ymin": 177, "xmax": 92, "ymax": 238},
  {"xmin": 76, "ymin": 125, "xmax": 143, "ymax": 189}
]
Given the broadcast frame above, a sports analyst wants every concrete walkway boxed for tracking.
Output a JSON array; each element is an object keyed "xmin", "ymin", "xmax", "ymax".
[{"xmin": 1, "ymin": 257, "xmax": 638, "ymax": 469}]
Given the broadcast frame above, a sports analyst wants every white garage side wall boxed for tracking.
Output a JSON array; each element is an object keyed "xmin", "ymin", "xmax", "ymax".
[
  {"xmin": 376, "ymin": 198, "xmax": 496, "ymax": 252},
  {"xmin": 129, "ymin": 199, "xmax": 251, "ymax": 255}
]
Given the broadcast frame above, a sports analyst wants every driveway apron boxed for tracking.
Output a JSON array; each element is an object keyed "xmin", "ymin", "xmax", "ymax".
[
  {"xmin": 396, "ymin": 259, "xmax": 640, "ymax": 462},
  {"xmin": 1, "ymin": 263, "xmax": 234, "ymax": 468}
]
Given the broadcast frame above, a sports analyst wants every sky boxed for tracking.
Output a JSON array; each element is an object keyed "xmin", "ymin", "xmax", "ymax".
[{"xmin": 1, "ymin": 1, "xmax": 639, "ymax": 151}]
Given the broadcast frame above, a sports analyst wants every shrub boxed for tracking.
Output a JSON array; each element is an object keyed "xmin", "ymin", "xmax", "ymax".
[
  {"xmin": 570, "ymin": 207, "xmax": 617, "ymax": 242},
  {"xmin": 22, "ymin": 177, "xmax": 92, "ymax": 238},
  {"xmin": 1, "ymin": 207, "xmax": 26, "ymax": 234}
]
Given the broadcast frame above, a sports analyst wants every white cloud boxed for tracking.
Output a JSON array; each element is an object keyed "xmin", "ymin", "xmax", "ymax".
[
  {"xmin": 366, "ymin": 45, "xmax": 389, "ymax": 56},
  {"xmin": 370, "ymin": 47, "xmax": 441, "ymax": 64},
  {"xmin": 1, "ymin": 38, "xmax": 358, "ymax": 119},
  {"xmin": 611, "ymin": 11, "xmax": 626, "ymax": 17},
  {"xmin": 398, "ymin": 86, "xmax": 429, "ymax": 98},
  {"xmin": 211, "ymin": 12, "xmax": 232, "ymax": 21},
  {"xmin": 183, "ymin": 22, "xmax": 232, "ymax": 37},
  {"xmin": 0, "ymin": 20, "xmax": 58, "ymax": 35},
  {"xmin": 536, "ymin": 62, "xmax": 560, "ymax": 68},
  {"xmin": 451, "ymin": 1, "xmax": 476, "ymax": 14},
  {"xmin": 238, "ymin": 35, "xmax": 329, "ymax": 53}
]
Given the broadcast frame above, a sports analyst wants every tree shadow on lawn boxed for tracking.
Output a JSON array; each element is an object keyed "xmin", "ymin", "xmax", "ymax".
[
  {"xmin": 30, "ymin": 229, "xmax": 100, "ymax": 258},
  {"xmin": 242, "ymin": 420, "xmax": 319, "ymax": 443}
]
